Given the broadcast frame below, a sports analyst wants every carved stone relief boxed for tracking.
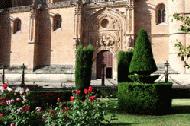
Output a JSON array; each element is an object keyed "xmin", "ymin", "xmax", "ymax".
[
  {"xmin": 100, "ymin": 34, "xmax": 115, "ymax": 46},
  {"xmin": 86, "ymin": 8, "xmax": 124, "ymax": 53}
]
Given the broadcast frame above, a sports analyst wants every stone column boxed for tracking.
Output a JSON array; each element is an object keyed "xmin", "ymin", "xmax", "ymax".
[
  {"xmin": 125, "ymin": 0, "xmax": 134, "ymax": 50},
  {"xmin": 28, "ymin": 8, "xmax": 37, "ymax": 70},
  {"xmin": 113, "ymin": 52, "xmax": 117, "ymax": 81},
  {"xmin": 74, "ymin": 2, "xmax": 82, "ymax": 45},
  {"xmin": 168, "ymin": 0, "xmax": 186, "ymax": 73}
]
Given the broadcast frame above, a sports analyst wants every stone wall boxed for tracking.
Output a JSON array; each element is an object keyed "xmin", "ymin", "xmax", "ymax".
[
  {"xmin": 0, "ymin": 0, "xmax": 190, "ymax": 75},
  {"xmin": 134, "ymin": 0, "xmax": 169, "ymax": 64},
  {"xmin": 49, "ymin": 7, "xmax": 76, "ymax": 66},
  {"xmin": 0, "ymin": 4, "xmax": 76, "ymax": 70},
  {"xmin": 9, "ymin": 12, "xmax": 33, "ymax": 68}
]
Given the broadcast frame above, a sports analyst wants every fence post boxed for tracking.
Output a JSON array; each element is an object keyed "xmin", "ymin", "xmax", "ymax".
[
  {"xmin": 21, "ymin": 63, "xmax": 25, "ymax": 86},
  {"xmin": 2, "ymin": 65, "xmax": 5, "ymax": 84},
  {"xmin": 101, "ymin": 64, "xmax": 106, "ymax": 86},
  {"xmin": 164, "ymin": 60, "xmax": 169, "ymax": 83}
]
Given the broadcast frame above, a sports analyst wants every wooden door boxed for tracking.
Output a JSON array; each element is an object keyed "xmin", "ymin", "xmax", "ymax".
[{"xmin": 97, "ymin": 50, "xmax": 113, "ymax": 79}]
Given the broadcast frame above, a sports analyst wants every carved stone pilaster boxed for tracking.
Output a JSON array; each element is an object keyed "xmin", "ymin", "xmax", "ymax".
[
  {"xmin": 74, "ymin": 2, "xmax": 82, "ymax": 44},
  {"xmin": 29, "ymin": 9, "xmax": 37, "ymax": 43}
]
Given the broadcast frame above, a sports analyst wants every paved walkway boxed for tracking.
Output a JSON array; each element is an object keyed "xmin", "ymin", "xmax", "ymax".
[
  {"xmin": 1, "ymin": 73, "xmax": 190, "ymax": 88},
  {"xmin": 157, "ymin": 74, "xmax": 190, "ymax": 86},
  {"xmin": 5, "ymin": 79, "xmax": 117, "ymax": 88}
]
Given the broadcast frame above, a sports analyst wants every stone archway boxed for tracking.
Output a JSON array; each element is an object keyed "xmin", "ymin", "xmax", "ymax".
[
  {"xmin": 84, "ymin": 8, "xmax": 128, "ymax": 80},
  {"xmin": 97, "ymin": 50, "xmax": 113, "ymax": 79}
]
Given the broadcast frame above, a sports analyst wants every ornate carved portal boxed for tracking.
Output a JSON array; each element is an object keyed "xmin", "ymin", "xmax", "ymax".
[
  {"xmin": 83, "ymin": 7, "xmax": 134, "ymax": 79},
  {"xmin": 86, "ymin": 8, "xmax": 123, "ymax": 53},
  {"xmin": 97, "ymin": 50, "xmax": 113, "ymax": 79},
  {"xmin": 84, "ymin": 8, "xmax": 124, "ymax": 79}
]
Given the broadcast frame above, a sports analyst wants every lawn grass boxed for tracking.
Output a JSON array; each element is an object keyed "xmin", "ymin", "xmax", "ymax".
[{"xmin": 104, "ymin": 99, "xmax": 190, "ymax": 126}]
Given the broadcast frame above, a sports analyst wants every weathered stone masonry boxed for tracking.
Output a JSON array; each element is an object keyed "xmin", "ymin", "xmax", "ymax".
[{"xmin": 0, "ymin": 0, "xmax": 190, "ymax": 80}]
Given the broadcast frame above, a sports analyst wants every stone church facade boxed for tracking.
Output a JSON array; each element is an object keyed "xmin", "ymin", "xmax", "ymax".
[{"xmin": 0, "ymin": 0, "xmax": 190, "ymax": 80}]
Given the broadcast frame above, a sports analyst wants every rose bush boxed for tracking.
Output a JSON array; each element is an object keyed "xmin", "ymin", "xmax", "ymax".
[
  {"xmin": 0, "ymin": 83, "xmax": 43, "ymax": 126},
  {"xmin": 43, "ymin": 86, "xmax": 109, "ymax": 126},
  {"xmin": 0, "ymin": 84, "xmax": 112, "ymax": 126}
]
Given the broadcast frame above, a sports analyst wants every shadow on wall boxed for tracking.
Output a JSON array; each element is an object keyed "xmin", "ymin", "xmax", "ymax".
[
  {"xmin": 0, "ymin": 0, "xmax": 12, "ymax": 9},
  {"xmin": 134, "ymin": 0, "xmax": 152, "ymax": 40},
  {"xmin": 12, "ymin": 0, "xmax": 33, "ymax": 7},
  {"xmin": 0, "ymin": 12, "xmax": 11, "ymax": 67},
  {"xmin": 34, "ymin": 7, "xmax": 51, "ymax": 69},
  {"xmin": 0, "ymin": 0, "xmax": 33, "ymax": 9}
]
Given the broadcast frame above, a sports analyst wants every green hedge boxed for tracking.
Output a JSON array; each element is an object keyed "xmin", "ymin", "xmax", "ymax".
[
  {"xmin": 28, "ymin": 90, "xmax": 72, "ymax": 108},
  {"xmin": 75, "ymin": 44, "xmax": 94, "ymax": 90},
  {"xmin": 128, "ymin": 74, "xmax": 159, "ymax": 83},
  {"xmin": 93, "ymin": 86, "xmax": 117, "ymax": 98},
  {"xmin": 118, "ymin": 82, "xmax": 172, "ymax": 115},
  {"xmin": 117, "ymin": 51, "xmax": 133, "ymax": 82}
]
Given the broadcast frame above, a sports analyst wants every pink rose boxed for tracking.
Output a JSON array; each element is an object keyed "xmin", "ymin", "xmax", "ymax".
[
  {"xmin": 84, "ymin": 89, "xmax": 88, "ymax": 94},
  {"xmin": 2, "ymin": 83, "xmax": 8, "ymax": 90},
  {"xmin": 88, "ymin": 86, "xmax": 93, "ymax": 93},
  {"xmin": 70, "ymin": 96, "xmax": 74, "ymax": 101}
]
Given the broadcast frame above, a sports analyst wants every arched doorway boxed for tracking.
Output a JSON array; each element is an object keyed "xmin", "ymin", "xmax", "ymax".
[{"xmin": 97, "ymin": 50, "xmax": 113, "ymax": 79}]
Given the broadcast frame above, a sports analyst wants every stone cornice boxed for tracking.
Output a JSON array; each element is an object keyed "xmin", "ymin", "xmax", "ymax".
[
  {"xmin": 85, "ymin": 1, "xmax": 131, "ymax": 9},
  {"xmin": 0, "ymin": 1, "xmax": 78, "ymax": 14},
  {"xmin": 0, "ymin": 1, "xmax": 134, "ymax": 14},
  {"xmin": 9, "ymin": 6, "xmax": 32, "ymax": 13},
  {"xmin": 0, "ymin": 6, "xmax": 31, "ymax": 14},
  {"xmin": 48, "ymin": 1, "xmax": 77, "ymax": 9}
]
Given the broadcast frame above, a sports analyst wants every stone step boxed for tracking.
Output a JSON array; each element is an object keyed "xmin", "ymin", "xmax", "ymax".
[
  {"xmin": 154, "ymin": 64, "xmax": 179, "ymax": 74},
  {"xmin": 0, "ymin": 65, "xmax": 74, "ymax": 74},
  {"xmin": 0, "ymin": 73, "xmax": 75, "ymax": 83}
]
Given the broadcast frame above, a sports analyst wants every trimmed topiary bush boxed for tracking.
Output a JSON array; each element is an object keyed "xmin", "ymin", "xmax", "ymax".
[
  {"xmin": 128, "ymin": 74, "xmax": 159, "ymax": 83},
  {"xmin": 118, "ymin": 82, "xmax": 172, "ymax": 115},
  {"xmin": 129, "ymin": 29, "xmax": 157, "ymax": 76},
  {"xmin": 75, "ymin": 44, "xmax": 94, "ymax": 90},
  {"xmin": 117, "ymin": 50, "xmax": 133, "ymax": 82}
]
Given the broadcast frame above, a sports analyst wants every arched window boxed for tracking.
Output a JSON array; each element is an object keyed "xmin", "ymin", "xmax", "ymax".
[
  {"xmin": 53, "ymin": 14, "xmax": 61, "ymax": 31},
  {"xmin": 156, "ymin": 3, "xmax": 165, "ymax": 24},
  {"xmin": 13, "ymin": 18, "xmax": 21, "ymax": 34}
]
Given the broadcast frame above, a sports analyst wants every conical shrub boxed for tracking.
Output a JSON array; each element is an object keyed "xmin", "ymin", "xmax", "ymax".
[
  {"xmin": 129, "ymin": 28, "xmax": 157, "ymax": 75},
  {"xmin": 75, "ymin": 44, "xmax": 94, "ymax": 90}
]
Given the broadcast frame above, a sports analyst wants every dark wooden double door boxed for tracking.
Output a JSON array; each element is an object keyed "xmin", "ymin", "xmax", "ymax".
[{"xmin": 97, "ymin": 50, "xmax": 113, "ymax": 79}]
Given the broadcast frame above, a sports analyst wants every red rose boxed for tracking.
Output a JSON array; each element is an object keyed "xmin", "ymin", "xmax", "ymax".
[
  {"xmin": 22, "ymin": 105, "xmax": 30, "ymax": 112},
  {"xmin": 2, "ymin": 83, "xmax": 8, "ymax": 90},
  {"xmin": 88, "ymin": 86, "xmax": 93, "ymax": 93},
  {"xmin": 84, "ymin": 89, "xmax": 88, "ymax": 94},
  {"xmin": 70, "ymin": 96, "xmax": 74, "ymax": 101},
  {"xmin": 75, "ymin": 90, "xmax": 81, "ymax": 95},
  {"xmin": 89, "ymin": 96, "xmax": 96, "ymax": 102}
]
